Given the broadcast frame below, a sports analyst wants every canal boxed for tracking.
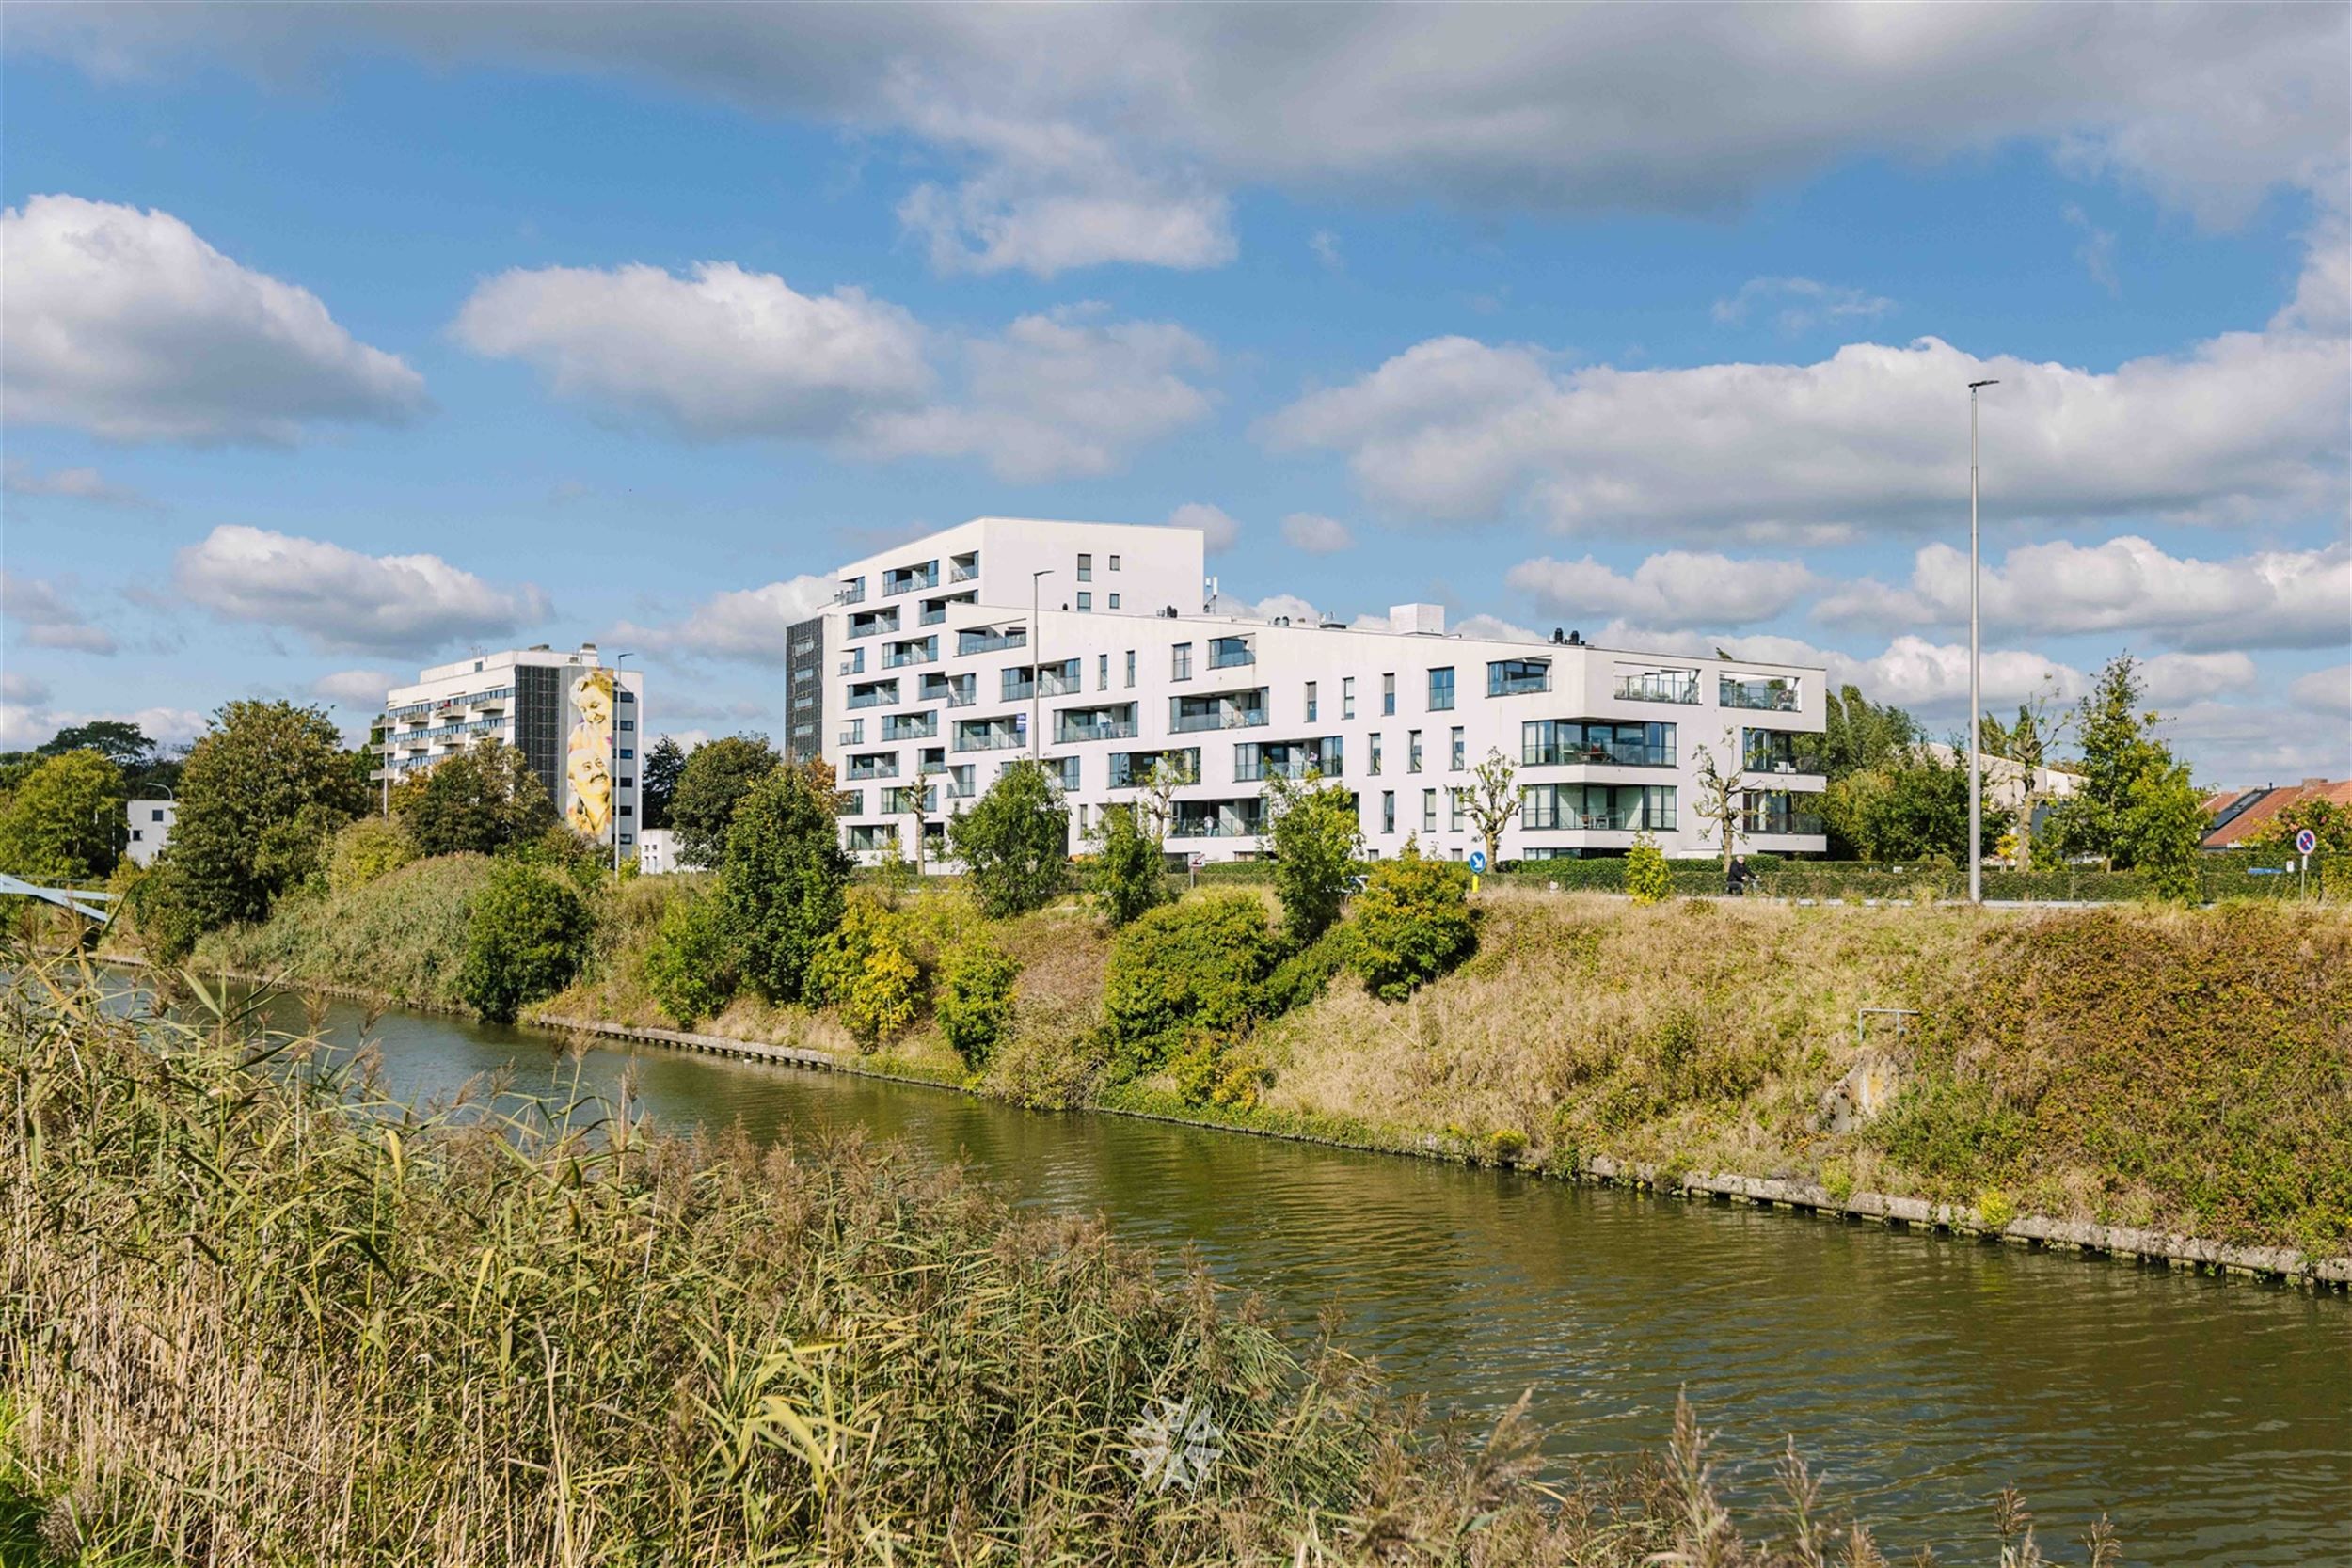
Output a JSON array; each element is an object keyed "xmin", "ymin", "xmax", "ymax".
[{"xmin": 267, "ymin": 994, "xmax": 2352, "ymax": 1563}]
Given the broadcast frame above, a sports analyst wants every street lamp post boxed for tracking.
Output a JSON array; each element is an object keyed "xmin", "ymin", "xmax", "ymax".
[
  {"xmin": 1967, "ymin": 378, "xmax": 1999, "ymax": 905},
  {"xmin": 612, "ymin": 651, "xmax": 634, "ymax": 881},
  {"xmin": 1029, "ymin": 570, "xmax": 1052, "ymax": 761}
]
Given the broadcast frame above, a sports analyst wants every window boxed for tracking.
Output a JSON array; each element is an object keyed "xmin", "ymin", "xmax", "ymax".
[
  {"xmin": 1048, "ymin": 756, "xmax": 1081, "ymax": 791},
  {"xmin": 1450, "ymin": 726, "xmax": 1465, "ymax": 770},
  {"xmin": 1519, "ymin": 784, "xmax": 1678, "ymax": 832},
  {"xmin": 1172, "ymin": 642, "xmax": 1193, "ymax": 680},
  {"xmin": 1077, "ymin": 552, "xmax": 1093, "ymax": 582},
  {"xmin": 1614, "ymin": 666, "xmax": 1701, "ymax": 705},
  {"xmin": 619, "ymin": 747, "xmax": 634, "ymax": 761},
  {"xmin": 619, "ymin": 777, "xmax": 635, "ymax": 791},
  {"xmin": 618, "ymin": 719, "xmax": 635, "ymax": 732},
  {"xmin": 620, "ymin": 832, "xmax": 634, "ymax": 846},
  {"xmin": 1125, "ymin": 650, "xmax": 1136, "ymax": 687},
  {"xmin": 1408, "ymin": 730, "xmax": 1422, "ymax": 772},
  {"xmin": 1382, "ymin": 673, "xmax": 1396, "ymax": 716},
  {"xmin": 1099, "ymin": 653, "xmax": 1111, "ymax": 690},
  {"xmin": 1343, "ymin": 676, "xmax": 1356, "ymax": 720},
  {"xmin": 1449, "ymin": 789, "xmax": 1466, "ymax": 831},
  {"xmin": 1427, "ymin": 667, "xmax": 1455, "ymax": 710},
  {"xmin": 1521, "ymin": 720, "xmax": 1676, "ymax": 768},
  {"xmin": 1422, "ymin": 790, "xmax": 1438, "ymax": 832},
  {"xmin": 131, "ymin": 829, "xmax": 143, "ymax": 842},
  {"xmin": 1077, "ymin": 592, "xmax": 1093, "ymax": 611},
  {"xmin": 619, "ymin": 803, "xmax": 634, "ymax": 818},
  {"xmin": 1486, "ymin": 657, "xmax": 1551, "ymax": 697},
  {"xmin": 616, "ymin": 689, "xmax": 634, "ymax": 705},
  {"xmin": 151, "ymin": 808, "xmax": 166, "ymax": 821},
  {"xmin": 1305, "ymin": 681, "xmax": 1319, "ymax": 722},
  {"xmin": 1368, "ymin": 734, "xmax": 1384, "ymax": 774},
  {"xmin": 1381, "ymin": 791, "xmax": 1396, "ymax": 833},
  {"xmin": 1109, "ymin": 554, "xmax": 1121, "ymax": 572},
  {"xmin": 1108, "ymin": 593, "xmax": 1120, "ymax": 610}
]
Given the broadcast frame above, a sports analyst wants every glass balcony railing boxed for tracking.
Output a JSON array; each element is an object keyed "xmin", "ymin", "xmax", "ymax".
[
  {"xmin": 948, "ymin": 560, "xmax": 979, "ymax": 583},
  {"xmin": 847, "ymin": 688, "xmax": 897, "ymax": 710},
  {"xmin": 1057, "ymin": 717, "xmax": 1137, "ymax": 744},
  {"xmin": 1722, "ymin": 677, "xmax": 1800, "ymax": 712},
  {"xmin": 1208, "ymin": 639, "xmax": 1255, "ymax": 670},
  {"xmin": 880, "ymin": 715, "xmax": 937, "ymax": 742},
  {"xmin": 1614, "ymin": 672, "xmax": 1700, "ymax": 705},
  {"xmin": 1170, "ymin": 706, "xmax": 1268, "ymax": 734},
  {"xmin": 953, "ymin": 728, "xmax": 1027, "ymax": 752},
  {"xmin": 958, "ymin": 629, "xmax": 1027, "ymax": 656},
  {"xmin": 882, "ymin": 643, "xmax": 938, "ymax": 669}
]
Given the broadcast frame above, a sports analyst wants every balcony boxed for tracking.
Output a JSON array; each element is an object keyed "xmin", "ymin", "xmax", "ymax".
[
  {"xmin": 848, "ymin": 611, "xmax": 899, "ymax": 641},
  {"xmin": 1742, "ymin": 793, "xmax": 1824, "ymax": 836},
  {"xmin": 880, "ymin": 786, "xmax": 938, "ymax": 815},
  {"xmin": 847, "ymin": 683, "xmax": 898, "ymax": 710},
  {"xmin": 1742, "ymin": 734, "xmax": 1822, "ymax": 775},
  {"xmin": 837, "ymin": 655, "xmax": 865, "ymax": 675},
  {"xmin": 1721, "ymin": 676, "xmax": 1800, "ymax": 712},
  {"xmin": 1523, "ymin": 721, "xmax": 1677, "ymax": 769},
  {"xmin": 846, "ymin": 755, "xmax": 898, "ymax": 782},
  {"xmin": 959, "ymin": 627, "xmax": 1027, "ymax": 657},
  {"xmin": 1170, "ymin": 800, "xmax": 1266, "ymax": 839},
  {"xmin": 883, "ymin": 562, "xmax": 940, "ymax": 596},
  {"xmin": 836, "ymin": 582, "xmax": 866, "ymax": 606},
  {"xmin": 1171, "ymin": 688, "xmax": 1269, "ymax": 734},
  {"xmin": 1108, "ymin": 748, "xmax": 1200, "ymax": 789},
  {"xmin": 1615, "ymin": 670, "xmax": 1700, "ymax": 705},
  {"xmin": 1056, "ymin": 705, "xmax": 1138, "ymax": 745},
  {"xmin": 948, "ymin": 554, "xmax": 979, "ymax": 584},
  {"xmin": 1208, "ymin": 636, "xmax": 1255, "ymax": 670},
  {"xmin": 1233, "ymin": 738, "xmax": 1343, "ymax": 783},
  {"xmin": 953, "ymin": 723, "xmax": 1027, "ymax": 752},
  {"xmin": 1486, "ymin": 659, "xmax": 1552, "ymax": 697},
  {"xmin": 881, "ymin": 713, "xmax": 938, "ymax": 742},
  {"xmin": 882, "ymin": 638, "xmax": 939, "ymax": 669},
  {"xmin": 920, "ymin": 603, "xmax": 947, "ymax": 626},
  {"xmin": 920, "ymin": 675, "xmax": 977, "ymax": 707}
]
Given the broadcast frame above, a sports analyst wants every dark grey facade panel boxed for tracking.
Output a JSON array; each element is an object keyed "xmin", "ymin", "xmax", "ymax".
[
  {"xmin": 785, "ymin": 615, "xmax": 827, "ymax": 764},
  {"xmin": 516, "ymin": 664, "xmax": 563, "ymax": 803}
]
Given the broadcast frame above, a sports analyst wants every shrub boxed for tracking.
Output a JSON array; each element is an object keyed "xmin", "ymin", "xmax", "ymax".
[
  {"xmin": 1102, "ymin": 895, "xmax": 1279, "ymax": 1079},
  {"xmin": 643, "ymin": 883, "xmax": 739, "ymax": 1029},
  {"xmin": 937, "ymin": 940, "xmax": 1021, "ymax": 1066},
  {"xmin": 720, "ymin": 764, "xmax": 852, "ymax": 1004},
  {"xmin": 1348, "ymin": 847, "xmax": 1476, "ymax": 1002},
  {"xmin": 391, "ymin": 741, "xmax": 557, "ymax": 858},
  {"xmin": 1087, "ymin": 801, "xmax": 1168, "ymax": 927},
  {"xmin": 947, "ymin": 758, "xmax": 1070, "ymax": 918},
  {"xmin": 1263, "ymin": 925, "xmax": 1353, "ymax": 1016},
  {"xmin": 327, "ymin": 816, "xmax": 416, "ymax": 893},
  {"xmin": 1171, "ymin": 1029, "xmax": 1269, "ymax": 1110},
  {"xmin": 456, "ymin": 862, "xmax": 592, "ymax": 1023},
  {"xmin": 1868, "ymin": 1075, "xmax": 2029, "ymax": 1190},
  {"xmin": 1486, "ymin": 1129, "xmax": 1530, "ymax": 1166},
  {"xmin": 1624, "ymin": 831, "xmax": 1671, "ymax": 906},
  {"xmin": 809, "ymin": 898, "xmax": 925, "ymax": 1050},
  {"xmin": 1263, "ymin": 773, "xmax": 1362, "ymax": 941}
]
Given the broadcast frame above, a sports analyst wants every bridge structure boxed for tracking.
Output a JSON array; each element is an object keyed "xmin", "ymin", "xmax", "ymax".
[{"xmin": 0, "ymin": 874, "xmax": 119, "ymax": 922}]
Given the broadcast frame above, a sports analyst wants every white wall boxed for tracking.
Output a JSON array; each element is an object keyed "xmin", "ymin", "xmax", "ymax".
[{"xmin": 124, "ymin": 799, "xmax": 176, "ymax": 867}]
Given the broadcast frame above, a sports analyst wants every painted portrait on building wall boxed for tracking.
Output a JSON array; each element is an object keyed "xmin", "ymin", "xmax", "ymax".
[{"xmin": 564, "ymin": 668, "xmax": 615, "ymax": 837}]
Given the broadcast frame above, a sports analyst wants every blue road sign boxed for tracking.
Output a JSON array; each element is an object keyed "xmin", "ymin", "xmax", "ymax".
[
  {"xmin": 1469, "ymin": 850, "xmax": 1488, "ymax": 874},
  {"xmin": 2295, "ymin": 828, "xmax": 2319, "ymax": 856}
]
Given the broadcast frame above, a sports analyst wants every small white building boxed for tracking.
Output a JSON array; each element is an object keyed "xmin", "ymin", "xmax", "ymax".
[
  {"xmin": 374, "ymin": 644, "xmax": 648, "ymax": 855},
  {"xmin": 634, "ymin": 828, "xmax": 690, "ymax": 875},
  {"xmin": 124, "ymin": 797, "xmax": 176, "ymax": 867},
  {"xmin": 800, "ymin": 516, "xmax": 1831, "ymax": 866}
]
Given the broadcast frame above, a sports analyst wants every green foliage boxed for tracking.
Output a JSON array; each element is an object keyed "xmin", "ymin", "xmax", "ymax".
[
  {"xmin": 1807, "ymin": 684, "xmax": 1924, "ymax": 780},
  {"xmin": 719, "ymin": 763, "xmax": 851, "ymax": 1004},
  {"xmin": 326, "ymin": 816, "xmax": 416, "ymax": 892},
  {"xmin": 2244, "ymin": 797, "xmax": 2352, "ymax": 855},
  {"xmin": 936, "ymin": 940, "xmax": 1021, "ymax": 1066},
  {"xmin": 1348, "ymin": 847, "xmax": 1476, "ymax": 1002},
  {"xmin": 2043, "ymin": 655, "xmax": 2203, "ymax": 881},
  {"xmin": 643, "ymin": 883, "xmax": 739, "ymax": 1029},
  {"xmin": 669, "ymin": 734, "xmax": 780, "ymax": 867},
  {"xmin": 1263, "ymin": 925, "xmax": 1353, "ymax": 1016},
  {"xmin": 148, "ymin": 701, "xmax": 366, "ymax": 958},
  {"xmin": 2123, "ymin": 762, "xmax": 2207, "ymax": 901},
  {"xmin": 1464, "ymin": 749, "xmax": 1519, "ymax": 871},
  {"xmin": 946, "ymin": 757, "xmax": 1070, "ymax": 918},
  {"xmin": 34, "ymin": 719, "xmax": 155, "ymax": 770},
  {"xmin": 1170, "ymin": 1029, "xmax": 1268, "ymax": 1110},
  {"xmin": 1102, "ymin": 894, "xmax": 1279, "ymax": 1078},
  {"xmin": 1819, "ymin": 748, "xmax": 2010, "ymax": 863},
  {"xmin": 1486, "ymin": 1129, "xmax": 1530, "ymax": 1165},
  {"xmin": 0, "ymin": 748, "xmax": 123, "ymax": 881},
  {"xmin": 1086, "ymin": 800, "xmax": 1168, "ymax": 927},
  {"xmin": 639, "ymin": 736, "xmax": 686, "ymax": 831},
  {"xmin": 808, "ymin": 897, "xmax": 925, "ymax": 1049},
  {"xmin": 1263, "ymin": 771, "xmax": 1362, "ymax": 941},
  {"xmin": 455, "ymin": 861, "xmax": 593, "ymax": 1023},
  {"xmin": 509, "ymin": 822, "xmax": 615, "ymax": 891},
  {"xmin": 391, "ymin": 740, "xmax": 559, "ymax": 858},
  {"xmin": 1869, "ymin": 1075, "xmax": 2029, "ymax": 1185},
  {"xmin": 1623, "ymin": 831, "xmax": 1672, "ymax": 906},
  {"xmin": 194, "ymin": 855, "xmax": 494, "ymax": 1010}
]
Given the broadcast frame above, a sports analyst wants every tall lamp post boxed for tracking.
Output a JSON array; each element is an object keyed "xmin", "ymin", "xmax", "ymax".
[
  {"xmin": 1967, "ymin": 378, "xmax": 1999, "ymax": 905},
  {"xmin": 612, "ymin": 651, "xmax": 634, "ymax": 880},
  {"xmin": 1029, "ymin": 570, "xmax": 1053, "ymax": 761}
]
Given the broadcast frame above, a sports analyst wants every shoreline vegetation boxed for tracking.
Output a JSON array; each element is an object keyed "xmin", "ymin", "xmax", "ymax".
[
  {"xmin": 143, "ymin": 850, "xmax": 2352, "ymax": 1286},
  {"xmin": 8, "ymin": 951, "xmax": 2127, "ymax": 1566}
]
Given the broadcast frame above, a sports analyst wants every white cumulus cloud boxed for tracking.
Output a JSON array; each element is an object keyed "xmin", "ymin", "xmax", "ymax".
[
  {"xmin": 1168, "ymin": 501, "xmax": 1241, "ymax": 553},
  {"xmin": 172, "ymin": 525, "xmax": 550, "ymax": 656},
  {"xmin": 310, "ymin": 669, "xmax": 398, "ymax": 708},
  {"xmin": 614, "ymin": 577, "xmax": 838, "ymax": 666},
  {"xmin": 2, "ymin": 572, "xmax": 117, "ymax": 655},
  {"xmin": 1279, "ymin": 513, "xmax": 1355, "ymax": 555},
  {"xmin": 2, "ymin": 193, "xmax": 426, "ymax": 444},
  {"xmin": 2290, "ymin": 664, "xmax": 2351, "ymax": 720},
  {"xmin": 1506, "ymin": 551, "xmax": 1815, "ymax": 629}
]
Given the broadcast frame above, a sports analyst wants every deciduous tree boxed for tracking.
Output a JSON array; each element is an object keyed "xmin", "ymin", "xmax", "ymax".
[
  {"xmin": 947, "ymin": 758, "xmax": 1069, "ymax": 918},
  {"xmin": 0, "ymin": 749, "xmax": 123, "ymax": 881},
  {"xmin": 392, "ymin": 741, "xmax": 558, "ymax": 858},
  {"xmin": 671, "ymin": 735, "xmax": 781, "ymax": 867},
  {"xmin": 1263, "ymin": 769, "xmax": 1361, "ymax": 941},
  {"xmin": 639, "ymin": 736, "xmax": 686, "ymax": 831},
  {"xmin": 1464, "ymin": 748, "xmax": 1518, "ymax": 873},
  {"xmin": 1087, "ymin": 800, "xmax": 1168, "ymax": 927},
  {"xmin": 719, "ymin": 763, "xmax": 851, "ymax": 1003}
]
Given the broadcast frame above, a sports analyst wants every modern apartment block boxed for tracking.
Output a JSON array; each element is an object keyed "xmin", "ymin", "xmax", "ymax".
[
  {"xmin": 811, "ymin": 517, "xmax": 1828, "ymax": 866},
  {"xmin": 373, "ymin": 643, "xmax": 648, "ymax": 853}
]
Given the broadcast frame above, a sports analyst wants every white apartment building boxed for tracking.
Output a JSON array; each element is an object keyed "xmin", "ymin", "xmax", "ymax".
[
  {"xmin": 124, "ymin": 797, "xmax": 177, "ymax": 867},
  {"xmin": 373, "ymin": 643, "xmax": 648, "ymax": 855},
  {"xmin": 801, "ymin": 517, "xmax": 1827, "ymax": 866}
]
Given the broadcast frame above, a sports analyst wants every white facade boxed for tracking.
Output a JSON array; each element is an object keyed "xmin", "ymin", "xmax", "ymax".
[
  {"xmin": 124, "ymin": 798, "xmax": 176, "ymax": 867},
  {"xmin": 635, "ymin": 828, "xmax": 688, "ymax": 875},
  {"xmin": 818, "ymin": 517, "xmax": 1827, "ymax": 865},
  {"xmin": 373, "ymin": 643, "xmax": 648, "ymax": 855}
]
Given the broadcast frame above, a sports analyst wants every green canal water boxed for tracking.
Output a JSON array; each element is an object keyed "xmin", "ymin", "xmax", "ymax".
[{"xmin": 228, "ymin": 994, "xmax": 2352, "ymax": 1562}]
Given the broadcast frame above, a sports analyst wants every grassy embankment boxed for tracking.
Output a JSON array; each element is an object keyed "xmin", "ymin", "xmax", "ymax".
[
  {"xmin": 170, "ymin": 862, "xmax": 2352, "ymax": 1260},
  {"xmin": 4, "ymin": 956, "xmax": 2105, "ymax": 1566}
]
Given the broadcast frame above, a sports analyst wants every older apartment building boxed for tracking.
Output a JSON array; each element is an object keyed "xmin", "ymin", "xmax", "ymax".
[
  {"xmin": 373, "ymin": 643, "xmax": 647, "ymax": 853},
  {"xmin": 794, "ymin": 517, "xmax": 1827, "ymax": 865}
]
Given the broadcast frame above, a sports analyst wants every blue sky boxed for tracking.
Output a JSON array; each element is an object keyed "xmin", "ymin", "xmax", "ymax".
[{"xmin": 3, "ymin": 7, "xmax": 2346, "ymax": 783}]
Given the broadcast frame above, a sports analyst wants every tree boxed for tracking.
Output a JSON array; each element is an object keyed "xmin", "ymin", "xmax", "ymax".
[
  {"xmin": 644, "ymin": 884, "xmax": 739, "ymax": 1028},
  {"xmin": 639, "ymin": 736, "xmax": 686, "ymax": 831},
  {"xmin": 0, "ymin": 750, "xmax": 124, "ymax": 881},
  {"xmin": 149, "ymin": 701, "xmax": 366, "ymax": 950},
  {"xmin": 37, "ymin": 721, "xmax": 156, "ymax": 772},
  {"xmin": 392, "ymin": 741, "xmax": 558, "ymax": 858},
  {"xmin": 671, "ymin": 735, "xmax": 781, "ymax": 867},
  {"xmin": 2246, "ymin": 798, "xmax": 2352, "ymax": 856},
  {"xmin": 1347, "ymin": 844, "xmax": 1476, "ymax": 1002},
  {"xmin": 937, "ymin": 940, "xmax": 1021, "ymax": 1066},
  {"xmin": 1820, "ymin": 748, "xmax": 2010, "ymax": 863},
  {"xmin": 456, "ymin": 861, "xmax": 591, "ymax": 1024},
  {"xmin": 1263, "ymin": 769, "xmax": 1361, "ymax": 941},
  {"xmin": 1689, "ymin": 733, "xmax": 1745, "ymax": 873},
  {"xmin": 1464, "ymin": 748, "xmax": 1518, "ymax": 873},
  {"xmin": 947, "ymin": 758, "xmax": 1069, "ymax": 918},
  {"xmin": 718, "ymin": 763, "xmax": 851, "ymax": 1003},
  {"xmin": 1805, "ymin": 686, "xmax": 1922, "ymax": 779},
  {"xmin": 2044, "ymin": 656, "xmax": 2202, "ymax": 879},
  {"xmin": 906, "ymin": 762, "xmax": 937, "ymax": 874},
  {"xmin": 326, "ymin": 816, "xmax": 416, "ymax": 892},
  {"xmin": 2123, "ymin": 764, "xmax": 2207, "ymax": 901},
  {"xmin": 1979, "ymin": 684, "xmax": 2070, "ymax": 870},
  {"xmin": 1624, "ymin": 829, "xmax": 1672, "ymax": 905},
  {"xmin": 1087, "ymin": 800, "xmax": 1168, "ymax": 927},
  {"xmin": 1138, "ymin": 753, "xmax": 1194, "ymax": 847}
]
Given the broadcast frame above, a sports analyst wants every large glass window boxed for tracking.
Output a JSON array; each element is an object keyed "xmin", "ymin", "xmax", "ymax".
[
  {"xmin": 1742, "ymin": 728, "xmax": 1812, "ymax": 773},
  {"xmin": 1368, "ymin": 734, "xmax": 1384, "ymax": 774},
  {"xmin": 1721, "ymin": 674, "xmax": 1800, "ymax": 711},
  {"xmin": 1343, "ymin": 677, "xmax": 1356, "ymax": 720},
  {"xmin": 1108, "ymin": 748, "xmax": 1200, "ymax": 788},
  {"xmin": 1519, "ymin": 784, "xmax": 1678, "ymax": 832},
  {"xmin": 1171, "ymin": 642, "xmax": 1193, "ymax": 680},
  {"xmin": 1450, "ymin": 726, "xmax": 1465, "ymax": 770},
  {"xmin": 1486, "ymin": 658, "xmax": 1551, "ymax": 697},
  {"xmin": 1427, "ymin": 667, "xmax": 1456, "ymax": 710},
  {"xmin": 1741, "ymin": 789, "xmax": 1824, "ymax": 835},
  {"xmin": 1381, "ymin": 790, "xmax": 1396, "ymax": 833},
  {"xmin": 1422, "ymin": 790, "xmax": 1438, "ymax": 832},
  {"xmin": 1077, "ymin": 552, "xmax": 1093, "ymax": 582},
  {"xmin": 1209, "ymin": 635, "xmax": 1254, "ymax": 670},
  {"xmin": 1232, "ymin": 737, "xmax": 1343, "ymax": 783},
  {"xmin": 1382, "ymin": 673, "xmax": 1396, "ymax": 716},
  {"xmin": 1521, "ymin": 720, "xmax": 1677, "ymax": 768},
  {"xmin": 1305, "ymin": 681, "xmax": 1318, "ymax": 722},
  {"xmin": 1613, "ymin": 667, "xmax": 1699, "ymax": 704}
]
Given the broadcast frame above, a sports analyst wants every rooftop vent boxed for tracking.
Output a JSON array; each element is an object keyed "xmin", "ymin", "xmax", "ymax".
[{"xmin": 1389, "ymin": 602, "xmax": 1446, "ymax": 636}]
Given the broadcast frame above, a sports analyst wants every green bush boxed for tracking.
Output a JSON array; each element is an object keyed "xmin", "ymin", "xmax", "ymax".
[
  {"xmin": 192, "ymin": 855, "xmax": 494, "ymax": 1011},
  {"xmin": 1086, "ymin": 801, "xmax": 1168, "ymax": 927},
  {"xmin": 1868, "ymin": 1075, "xmax": 2029, "ymax": 1190},
  {"xmin": 947, "ymin": 758, "xmax": 1070, "ymax": 918},
  {"xmin": 809, "ymin": 898, "xmax": 926, "ymax": 1050},
  {"xmin": 456, "ymin": 861, "xmax": 592, "ymax": 1023},
  {"xmin": 720, "ymin": 765, "xmax": 852, "ymax": 1004},
  {"xmin": 1263, "ymin": 925, "xmax": 1353, "ymax": 1016},
  {"xmin": 1102, "ymin": 895, "xmax": 1279, "ymax": 1079},
  {"xmin": 643, "ymin": 883, "xmax": 739, "ymax": 1029},
  {"xmin": 327, "ymin": 816, "xmax": 416, "ymax": 893},
  {"xmin": 1348, "ymin": 847, "xmax": 1477, "ymax": 1002},
  {"xmin": 1263, "ymin": 773, "xmax": 1361, "ymax": 941},
  {"xmin": 1623, "ymin": 831, "xmax": 1671, "ymax": 906},
  {"xmin": 937, "ymin": 940, "xmax": 1021, "ymax": 1067}
]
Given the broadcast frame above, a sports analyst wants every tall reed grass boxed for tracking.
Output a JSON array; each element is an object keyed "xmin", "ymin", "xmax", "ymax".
[{"xmin": 3, "ymin": 950, "xmax": 2111, "ymax": 1565}]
